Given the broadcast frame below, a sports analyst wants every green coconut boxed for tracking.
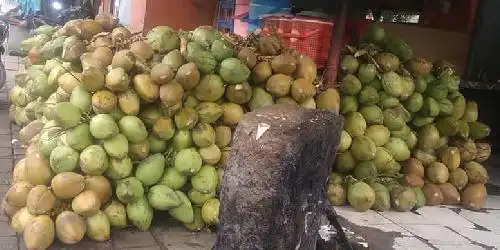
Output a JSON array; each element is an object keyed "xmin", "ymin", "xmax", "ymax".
[
  {"xmin": 89, "ymin": 114, "xmax": 119, "ymax": 140},
  {"xmin": 79, "ymin": 145, "xmax": 109, "ymax": 176}
]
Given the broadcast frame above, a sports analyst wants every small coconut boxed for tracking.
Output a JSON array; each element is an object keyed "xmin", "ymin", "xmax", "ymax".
[
  {"xmin": 215, "ymin": 125, "xmax": 232, "ymax": 149},
  {"xmin": 117, "ymin": 89, "xmax": 141, "ymax": 115},
  {"xmin": 153, "ymin": 116, "xmax": 176, "ymax": 140},
  {"xmin": 111, "ymin": 27, "xmax": 132, "ymax": 43},
  {"xmin": 82, "ymin": 67, "xmax": 106, "ymax": 92},
  {"xmin": 25, "ymin": 151, "xmax": 52, "ymax": 185},
  {"xmin": 72, "ymin": 190, "xmax": 101, "ymax": 216},
  {"xmin": 290, "ymin": 78, "xmax": 317, "ymax": 103},
  {"xmin": 84, "ymin": 176, "xmax": 112, "ymax": 204},
  {"xmin": 81, "ymin": 52, "xmax": 104, "ymax": 70},
  {"xmin": 26, "ymin": 185, "xmax": 56, "ymax": 215},
  {"xmin": 221, "ymin": 103, "xmax": 244, "ymax": 126},
  {"xmin": 92, "ymin": 46, "xmax": 113, "ymax": 66},
  {"xmin": 151, "ymin": 63, "xmax": 175, "ymax": 85},
  {"xmin": 12, "ymin": 158, "xmax": 27, "ymax": 184},
  {"xmin": 461, "ymin": 183, "xmax": 487, "ymax": 211},
  {"xmin": 85, "ymin": 210, "xmax": 111, "ymax": 241},
  {"xmin": 237, "ymin": 47, "xmax": 257, "ymax": 69},
  {"xmin": 95, "ymin": 13, "xmax": 115, "ymax": 30},
  {"xmin": 106, "ymin": 67, "xmax": 130, "ymax": 92},
  {"xmin": 175, "ymin": 63, "xmax": 200, "ymax": 90},
  {"xmin": 129, "ymin": 140, "xmax": 150, "ymax": 161},
  {"xmin": 133, "ymin": 74, "xmax": 159, "ymax": 102},
  {"xmin": 51, "ymin": 172, "xmax": 85, "ymax": 199},
  {"xmin": 112, "ymin": 49, "xmax": 136, "ymax": 71},
  {"xmin": 2, "ymin": 198, "xmax": 21, "ymax": 217},
  {"xmin": 92, "ymin": 90, "xmax": 118, "ymax": 113},
  {"xmin": 130, "ymin": 41, "xmax": 154, "ymax": 60},
  {"xmin": 225, "ymin": 82, "xmax": 252, "ymax": 104},
  {"xmin": 23, "ymin": 215, "xmax": 55, "ymax": 250},
  {"xmin": 11, "ymin": 207, "xmax": 36, "ymax": 233},
  {"xmin": 55, "ymin": 211, "xmax": 86, "ymax": 244},
  {"xmin": 159, "ymin": 80, "xmax": 184, "ymax": 106},
  {"xmin": 81, "ymin": 19, "xmax": 104, "ymax": 40},
  {"xmin": 252, "ymin": 61, "xmax": 273, "ymax": 84},
  {"xmin": 103, "ymin": 200, "xmax": 127, "ymax": 228}
]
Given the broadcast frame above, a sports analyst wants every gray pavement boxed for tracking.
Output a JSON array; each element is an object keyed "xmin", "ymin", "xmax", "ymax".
[{"xmin": 2, "ymin": 56, "xmax": 500, "ymax": 249}]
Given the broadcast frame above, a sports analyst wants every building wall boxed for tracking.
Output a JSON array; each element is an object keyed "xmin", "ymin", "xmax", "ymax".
[{"xmin": 142, "ymin": 0, "xmax": 217, "ymax": 31}]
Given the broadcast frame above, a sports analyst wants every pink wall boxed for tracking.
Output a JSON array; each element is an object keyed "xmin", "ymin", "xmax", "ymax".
[
  {"xmin": 142, "ymin": 0, "xmax": 217, "ymax": 31},
  {"xmin": 234, "ymin": 0, "xmax": 250, "ymax": 36},
  {"xmin": 130, "ymin": 0, "xmax": 147, "ymax": 33}
]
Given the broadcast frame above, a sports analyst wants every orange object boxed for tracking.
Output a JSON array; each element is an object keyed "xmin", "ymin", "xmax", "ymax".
[{"xmin": 263, "ymin": 16, "xmax": 334, "ymax": 68}]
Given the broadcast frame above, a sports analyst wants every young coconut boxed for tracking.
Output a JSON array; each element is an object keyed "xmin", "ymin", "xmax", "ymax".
[
  {"xmin": 106, "ymin": 67, "xmax": 130, "ymax": 92},
  {"xmin": 51, "ymin": 172, "xmax": 85, "ymax": 199},
  {"xmin": 55, "ymin": 211, "xmax": 86, "ymax": 244},
  {"xmin": 168, "ymin": 191, "xmax": 194, "ymax": 224},
  {"xmin": 461, "ymin": 184, "xmax": 487, "ymax": 211},
  {"xmin": 72, "ymin": 190, "xmax": 101, "ymax": 216},
  {"xmin": 439, "ymin": 183, "xmax": 461, "ymax": 205},
  {"xmin": 116, "ymin": 177, "xmax": 145, "ymax": 204},
  {"xmin": 127, "ymin": 196, "xmax": 154, "ymax": 231},
  {"xmin": 5, "ymin": 181, "xmax": 33, "ymax": 207},
  {"xmin": 23, "ymin": 215, "xmax": 55, "ymax": 250},
  {"xmin": 184, "ymin": 206, "xmax": 206, "ymax": 232},
  {"xmin": 112, "ymin": 49, "xmax": 136, "ymax": 71},
  {"xmin": 92, "ymin": 89, "xmax": 118, "ymax": 114},
  {"xmin": 133, "ymin": 74, "xmax": 159, "ymax": 102},
  {"xmin": 26, "ymin": 185, "xmax": 56, "ymax": 215},
  {"xmin": 12, "ymin": 158, "xmax": 27, "ymax": 184},
  {"xmin": 117, "ymin": 89, "xmax": 141, "ymax": 115},
  {"xmin": 10, "ymin": 207, "xmax": 36, "ymax": 233},
  {"xmin": 103, "ymin": 200, "xmax": 127, "ymax": 228},
  {"xmin": 79, "ymin": 145, "xmax": 109, "ymax": 175},
  {"xmin": 159, "ymin": 80, "xmax": 184, "ymax": 106},
  {"xmin": 347, "ymin": 180, "xmax": 376, "ymax": 212},
  {"xmin": 201, "ymin": 197, "xmax": 220, "ymax": 225},
  {"xmin": 129, "ymin": 140, "xmax": 151, "ymax": 161},
  {"xmin": 85, "ymin": 210, "xmax": 111, "ymax": 241},
  {"xmin": 84, "ymin": 176, "xmax": 113, "ymax": 204}
]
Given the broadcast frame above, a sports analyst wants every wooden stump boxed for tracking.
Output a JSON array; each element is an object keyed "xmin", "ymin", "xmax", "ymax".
[{"xmin": 214, "ymin": 104, "xmax": 346, "ymax": 250}]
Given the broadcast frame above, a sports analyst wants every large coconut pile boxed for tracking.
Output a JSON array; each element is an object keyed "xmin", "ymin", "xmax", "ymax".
[
  {"xmin": 327, "ymin": 24, "xmax": 492, "ymax": 213},
  {"xmin": 5, "ymin": 15, "xmax": 340, "ymax": 248}
]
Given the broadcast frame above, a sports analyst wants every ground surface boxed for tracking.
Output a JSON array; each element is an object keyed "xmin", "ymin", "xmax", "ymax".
[{"xmin": 1, "ymin": 57, "xmax": 500, "ymax": 250}]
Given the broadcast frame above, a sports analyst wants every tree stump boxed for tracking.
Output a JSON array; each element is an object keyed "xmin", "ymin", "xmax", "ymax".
[{"xmin": 214, "ymin": 104, "xmax": 345, "ymax": 250}]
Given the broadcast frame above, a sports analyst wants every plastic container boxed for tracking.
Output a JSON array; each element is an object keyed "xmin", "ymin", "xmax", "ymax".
[{"xmin": 263, "ymin": 16, "xmax": 334, "ymax": 68}]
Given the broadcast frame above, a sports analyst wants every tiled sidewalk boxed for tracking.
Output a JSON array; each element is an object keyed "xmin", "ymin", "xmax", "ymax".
[{"xmin": 1, "ymin": 56, "xmax": 500, "ymax": 250}]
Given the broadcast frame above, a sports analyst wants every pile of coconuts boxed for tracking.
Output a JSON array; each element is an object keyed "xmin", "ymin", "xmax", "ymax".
[
  {"xmin": 327, "ymin": 23, "xmax": 492, "ymax": 214},
  {"xmin": 5, "ymin": 14, "xmax": 341, "ymax": 248}
]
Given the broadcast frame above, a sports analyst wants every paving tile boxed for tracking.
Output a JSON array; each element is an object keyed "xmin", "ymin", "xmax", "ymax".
[
  {"xmin": 47, "ymin": 237, "xmax": 113, "ymax": 250},
  {"xmin": 0, "ymin": 236, "xmax": 18, "ymax": 250},
  {"xmin": 484, "ymin": 195, "xmax": 500, "ymax": 209},
  {"xmin": 379, "ymin": 211, "xmax": 438, "ymax": 225},
  {"xmin": 112, "ymin": 228, "xmax": 158, "ymax": 248},
  {"xmin": 0, "ymin": 221, "xmax": 16, "ymax": 237},
  {"xmin": 0, "ymin": 148, "xmax": 12, "ymax": 158},
  {"xmin": 393, "ymin": 236, "xmax": 431, "ymax": 247},
  {"xmin": 0, "ymin": 135, "xmax": 11, "ymax": 148},
  {"xmin": 455, "ymin": 227, "xmax": 500, "ymax": 248},
  {"xmin": 416, "ymin": 206, "xmax": 475, "ymax": 229},
  {"xmin": 335, "ymin": 207, "xmax": 393, "ymax": 225},
  {"xmin": 0, "ymin": 159, "xmax": 13, "ymax": 173},
  {"xmin": 357, "ymin": 223, "xmax": 412, "ymax": 237},
  {"xmin": 433, "ymin": 244, "xmax": 488, "ymax": 250},
  {"xmin": 458, "ymin": 209, "xmax": 500, "ymax": 233},
  {"xmin": 151, "ymin": 225, "xmax": 215, "ymax": 250},
  {"xmin": 401, "ymin": 224, "xmax": 469, "ymax": 245}
]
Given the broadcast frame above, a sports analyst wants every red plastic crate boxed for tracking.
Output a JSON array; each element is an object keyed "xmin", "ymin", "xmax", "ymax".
[{"xmin": 264, "ymin": 16, "xmax": 334, "ymax": 68}]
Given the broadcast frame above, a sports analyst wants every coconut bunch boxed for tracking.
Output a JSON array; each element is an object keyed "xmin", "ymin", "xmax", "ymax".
[
  {"xmin": 327, "ymin": 23, "xmax": 492, "ymax": 213},
  {"xmin": 6, "ymin": 17, "xmax": 342, "ymax": 248}
]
